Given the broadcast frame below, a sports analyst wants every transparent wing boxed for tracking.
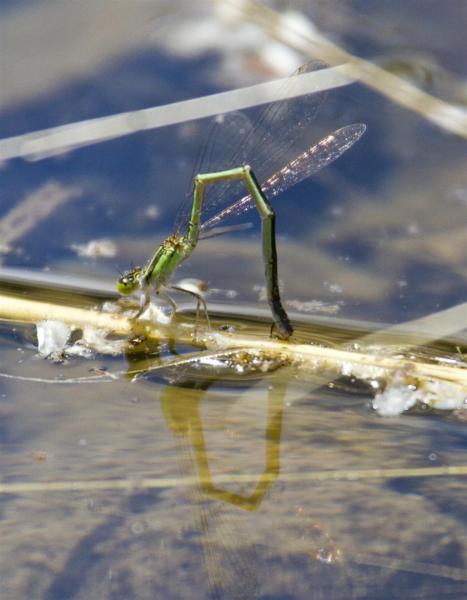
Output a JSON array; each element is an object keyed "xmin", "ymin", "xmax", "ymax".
[
  {"xmin": 175, "ymin": 61, "xmax": 329, "ymax": 233},
  {"xmin": 201, "ymin": 123, "xmax": 367, "ymax": 230},
  {"xmin": 174, "ymin": 112, "xmax": 253, "ymax": 233},
  {"xmin": 233, "ymin": 61, "xmax": 329, "ymax": 181}
]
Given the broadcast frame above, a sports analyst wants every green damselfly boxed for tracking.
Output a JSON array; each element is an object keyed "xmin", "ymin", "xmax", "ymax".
[{"xmin": 117, "ymin": 65, "xmax": 366, "ymax": 339}]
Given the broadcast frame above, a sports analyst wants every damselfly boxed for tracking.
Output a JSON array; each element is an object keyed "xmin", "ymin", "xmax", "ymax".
[{"xmin": 117, "ymin": 64, "xmax": 366, "ymax": 339}]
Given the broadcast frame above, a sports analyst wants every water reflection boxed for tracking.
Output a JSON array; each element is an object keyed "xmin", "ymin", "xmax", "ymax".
[
  {"xmin": 1, "ymin": 0, "xmax": 467, "ymax": 597},
  {"xmin": 160, "ymin": 377, "xmax": 284, "ymax": 511},
  {"xmin": 154, "ymin": 361, "xmax": 349, "ymax": 598},
  {"xmin": 158, "ymin": 376, "xmax": 284, "ymax": 598}
]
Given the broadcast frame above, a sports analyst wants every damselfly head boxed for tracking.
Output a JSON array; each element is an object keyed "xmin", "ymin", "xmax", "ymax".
[{"xmin": 116, "ymin": 266, "xmax": 142, "ymax": 295}]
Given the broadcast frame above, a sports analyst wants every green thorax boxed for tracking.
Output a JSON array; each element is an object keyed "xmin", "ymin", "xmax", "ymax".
[
  {"xmin": 142, "ymin": 234, "xmax": 193, "ymax": 289},
  {"xmin": 116, "ymin": 234, "xmax": 193, "ymax": 296}
]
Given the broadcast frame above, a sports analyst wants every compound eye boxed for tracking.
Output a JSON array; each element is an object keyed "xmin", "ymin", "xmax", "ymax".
[
  {"xmin": 117, "ymin": 274, "xmax": 136, "ymax": 295},
  {"xmin": 116, "ymin": 266, "xmax": 142, "ymax": 295}
]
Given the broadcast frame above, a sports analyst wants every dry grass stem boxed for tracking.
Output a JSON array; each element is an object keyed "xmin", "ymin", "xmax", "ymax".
[
  {"xmin": 222, "ymin": 0, "xmax": 467, "ymax": 138},
  {"xmin": 0, "ymin": 463, "xmax": 466, "ymax": 496}
]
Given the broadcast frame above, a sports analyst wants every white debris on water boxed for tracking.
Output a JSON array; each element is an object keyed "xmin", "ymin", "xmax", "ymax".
[
  {"xmin": 102, "ymin": 299, "xmax": 171, "ymax": 325},
  {"xmin": 67, "ymin": 326, "xmax": 125, "ymax": 357},
  {"xmin": 138, "ymin": 303, "xmax": 171, "ymax": 325},
  {"xmin": 324, "ymin": 281, "xmax": 343, "ymax": 294},
  {"xmin": 339, "ymin": 357, "xmax": 466, "ymax": 416},
  {"xmin": 142, "ymin": 204, "xmax": 160, "ymax": 220},
  {"xmin": 70, "ymin": 238, "xmax": 116, "ymax": 258},
  {"xmin": 286, "ymin": 299, "xmax": 341, "ymax": 315},
  {"xmin": 372, "ymin": 370, "xmax": 466, "ymax": 416},
  {"xmin": 373, "ymin": 382, "xmax": 420, "ymax": 416},
  {"xmin": 345, "ymin": 361, "xmax": 387, "ymax": 381},
  {"xmin": 36, "ymin": 320, "xmax": 72, "ymax": 359},
  {"xmin": 36, "ymin": 320, "xmax": 124, "ymax": 359}
]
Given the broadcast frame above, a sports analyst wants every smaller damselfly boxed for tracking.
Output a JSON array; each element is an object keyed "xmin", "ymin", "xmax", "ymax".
[{"xmin": 117, "ymin": 65, "xmax": 366, "ymax": 339}]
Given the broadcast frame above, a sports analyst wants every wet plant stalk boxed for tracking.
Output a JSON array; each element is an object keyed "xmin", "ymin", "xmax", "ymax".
[{"xmin": 0, "ymin": 291, "xmax": 465, "ymax": 391}]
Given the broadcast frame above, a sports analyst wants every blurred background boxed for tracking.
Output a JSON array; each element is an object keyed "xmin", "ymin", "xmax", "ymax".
[
  {"xmin": 0, "ymin": 2, "xmax": 466, "ymax": 599},
  {"xmin": 1, "ymin": 0, "xmax": 465, "ymax": 323}
]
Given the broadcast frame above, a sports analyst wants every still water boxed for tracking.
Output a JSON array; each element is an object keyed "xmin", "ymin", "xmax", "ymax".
[{"xmin": 0, "ymin": 1, "xmax": 466, "ymax": 599}]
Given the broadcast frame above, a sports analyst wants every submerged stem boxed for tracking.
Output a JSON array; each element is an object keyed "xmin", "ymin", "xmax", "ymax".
[{"xmin": 0, "ymin": 290, "xmax": 465, "ymax": 391}]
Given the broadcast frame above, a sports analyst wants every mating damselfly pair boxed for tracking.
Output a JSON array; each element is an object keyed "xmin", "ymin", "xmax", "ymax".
[{"xmin": 117, "ymin": 63, "xmax": 366, "ymax": 339}]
